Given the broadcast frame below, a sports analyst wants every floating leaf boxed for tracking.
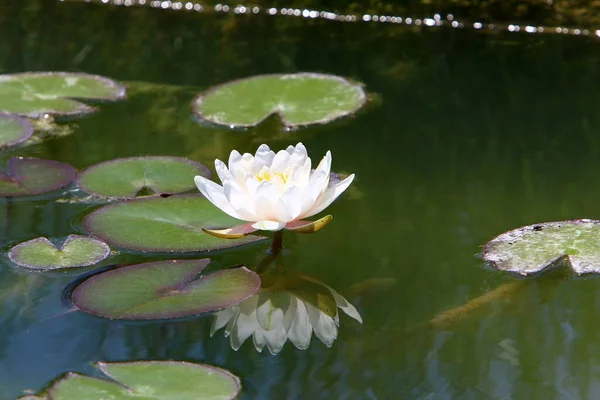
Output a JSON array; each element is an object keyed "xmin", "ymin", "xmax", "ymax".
[
  {"xmin": 72, "ymin": 259, "xmax": 261, "ymax": 319},
  {"xmin": 36, "ymin": 361, "xmax": 241, "ymax": 400},
  {"xmin": 193, "ymin": 73, "xmax": 366, "ymax": 129},
  {"xmin": 483, "ymin": 219, "xmax": 600, "ymax": 276},
  {"xmin": 8, "ymin": 235, "xmax": 110, "ymax": 270},
  {"xmin": 0, "ymin": 72, "xmax": 126, "ymax": 118},
  {"xmin": 75, "ymin": 156, "xmax": 211, "ymax": 198},
  {"xmin": 0, "ymin": 113, "xmax": 33, "ymax": 148},
  {"xmin": 83, "ymin": 194, "xmax": 265, "ymax": 252},
  {"xmin": 0, "ymin": 157, "xmax": 77, "ymax": 197}
]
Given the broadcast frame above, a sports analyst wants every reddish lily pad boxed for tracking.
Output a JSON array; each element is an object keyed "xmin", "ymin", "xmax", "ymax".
[
  {"xmin": 27, "ymin": 361, "xmax": 241, "ymax": 400},
  {"xmin": 72, "ymin": 259, "xmax": 261, "ymax": 320},
  {"xmin": 0, "ymin": 157, "xmax": 77, "ymax": 197},
  {"xmin": 8, "ymin": 235, "xmax": 110, "ymax": 270},
  {"xmin": 83, "ymin": 194, "xmax": 265, "ymax": 252},
  {"xmin": 75, "ymin": 156, "xmax": 210, "ymax": 199},
  {"xmin": 0, "ymin": 72, "xmax": 126, "ymax": 118},
  {"xmin": 0, "ymin": 113, "xmax": 33, "ymax": 148}
]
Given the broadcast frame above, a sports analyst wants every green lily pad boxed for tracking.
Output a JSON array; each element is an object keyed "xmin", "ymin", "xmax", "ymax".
[
  {"xmin": 36, "ymin": 361, "xmax": 241, "ymax": 400},
  {"xmin": 75, "ymin": 156, "xmax": 211, "ymax": 198},
  {"xmin": 72, "ymin": 259, "xmax": 260, "ymax": 319},
  {"xmin": 0, "ymin": 113, "xmax": 33, "ymax": 148},
  {"xmin": 193, "ymin": 73, "xmax": 366, "ymax": 129},
  {"xmin": 83, "ymin": 194, "xmax": 265, "ymax": 252},
  {"xmin": 0, "ymin": 72, "xmax": 126, "ymax": 118},
  {"xmin": 8, "ymin": 235, "xmax": 110, "ymax": 270},
  {"xmin": 483, "ymin": 219, "xmax": 600, "ymax": 276},
  {"xmin": 0, "ymin": 157, "xmax": 77, "ymax": 197}
]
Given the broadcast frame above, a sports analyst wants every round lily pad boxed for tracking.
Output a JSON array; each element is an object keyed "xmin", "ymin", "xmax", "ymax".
[
  {"xmin": 72, "ymin": 259, "xmax": 261, "ymax": 319},
  {"xmin": 483, "ymin": 219, "xmax": 600, "ymax": 276},
  {"xmin": 8, "ymin": 235, "xmax": 110, "ymax": 270},
  {"xmin": 0, "ymin": 113, "xmax": 33, "ymax": 148},
  {"xmin": 75, "ymin": 156, "xmax": 211, "ymax": 198},
  {"xmin": 0, "ymin": 72, "xmax": 126, "ymax": 118},
  {"xmin": 193, "ymin": 73, "xmax": 366, "ymax": 129},
  {"xmin": 0, "ymin": 157, "xmax": 77, "ymax": 197},
  {"xmin": 43, "ymin": 361, "xmax": 241, "ymax": 400},
  {"xmin": 83, "ymin": 194, "xmax": 265, "ymax": 252}
]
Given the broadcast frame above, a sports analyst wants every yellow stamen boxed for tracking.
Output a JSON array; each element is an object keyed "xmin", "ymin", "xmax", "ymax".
[{"xmin": 256, "ymin": 169, "xmax": 289, "ymax": 184}]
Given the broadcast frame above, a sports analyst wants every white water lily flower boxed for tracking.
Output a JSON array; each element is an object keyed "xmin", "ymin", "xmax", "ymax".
[
  {"xmin": 194, "ymin": 143, "xmax": 354, "ymax": 235},
  {"xmin": 210, "ymin": 274, "xmax": 362, "ymax": 355}
]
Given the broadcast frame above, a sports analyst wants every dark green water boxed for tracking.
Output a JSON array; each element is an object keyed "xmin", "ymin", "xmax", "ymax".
[{"xmin": 3, "ymin": 2, "xmax": 600, "ymax": 399}]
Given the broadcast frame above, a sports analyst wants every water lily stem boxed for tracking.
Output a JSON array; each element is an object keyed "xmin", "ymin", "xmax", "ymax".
[{"xmin": 271, "ymin": 230, "xmax": 284, "ymax": 256}]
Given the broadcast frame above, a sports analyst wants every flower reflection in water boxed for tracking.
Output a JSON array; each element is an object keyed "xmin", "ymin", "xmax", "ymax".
[{"xmin": 210, "ymin": 271, "xmax": 362, "ymax": 355}]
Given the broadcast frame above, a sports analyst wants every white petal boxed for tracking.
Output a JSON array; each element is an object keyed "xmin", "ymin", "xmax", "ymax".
[
  {"xmin": 303, "ymin": 174, "xmax": 355, "ymax": 218},
  {"xmin": 254, "ymin": 144, "xmax": 275, "ymax": 170},
  {"xmin": 223, "ymin": 181, "xmax": 256, "ymax": 220},
  {"xmin": 306, "ymin": 302, "xmax": 338, "ymax": 347},
  {"xmin": 251, "ymin": 220, "xmax": 287, "ymax": 231},
  {"xmin": 271, "ymin": 149, "xmax": 291, "ymax": 172},
  {"xmin": 230, "ymin": 296, "xmax": 260, "ymax": 351},
  {"xmin": 253, "ymin": 181, "xmax": 281, "ymax": 220},
  {"xmin": 228, "ymin": 150, "xmax": 242, "ymax": 171},
  {"xmin": 289, "ymin": 143, "xmax": 308, "ymax": 166},
  {"xmin": 288, "ymin": 158, "xmax": 311, "ymax": 189},
  {"xmin": 285, "ymin": 145, "xmax": 295, "ymax": 154},
  {"xmin": 276, "ymin": 186, "xmax": 303, "ymax": 221},
  {"xmin": 329, "ymin": 286, "xmax": 363, "ymax": 323},
  {"xmin": 253, "ymin": 329, "xmax": 266, "ymax": 352},
  {"xmin": 194, "ymin": 176, "xmax": 241, "ymax": 220},
  {"xmin": 256, "ymin": 290, "xmax": 288, "ymax": 331},
  {"xmin": 288, "ymin": 298, "xmax": 312, "ymax": 350},
  {"xmin": 214, "ymin": 159, "xmax": 233, "ymax": 184},
  {"xmin": 264, "ymin": 326, "xmax": 288, "ymax": 355},
  {"xmin": 224, "ymin": 307, "xmax": 241, "ymax": 337},
  {"xmin": 210, "ymin": 308, "xmax": 237, "ymax": 336}
]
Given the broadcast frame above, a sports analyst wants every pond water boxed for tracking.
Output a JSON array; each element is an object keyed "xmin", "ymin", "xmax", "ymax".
[{"xmin": 2, "ymin": 1, "xmax": 600, "ymax": 399}]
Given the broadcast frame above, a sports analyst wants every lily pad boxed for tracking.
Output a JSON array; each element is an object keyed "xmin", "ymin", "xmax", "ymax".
[
  {"xmin": 0, "ymin": 113, "xmax": 33, "ymax": 148},
  {"xmin": 75, "ymin": 156, "xmax": 211, "ymax": 198},
  {"xmin": 83, "ymin": 194, "xmax": 265, "ymax": 252},
  {"xmin": 0, "ymin": 72, "xmax": 126, "ymax": 118},
  {"xmin": 72, "ymin": 259, "xmax": 261, "ymax": 319},
  {"xmin": 483, "ymin": 219, "xmax": 600, "ymax": 276},
  {"xmin": 0, "ymin": 157, "xmax": 77, "ymax": 197},
  {"xmin": 193, "ymin": 73, "xmax": 366, "ymax": 129},
  {"xmin": 8, "ymin": 235, "xmax": 110, "ymax": 270},
  {"xmin": 36, "ymin": 361, "xmax": 240, "ymax": 400}
]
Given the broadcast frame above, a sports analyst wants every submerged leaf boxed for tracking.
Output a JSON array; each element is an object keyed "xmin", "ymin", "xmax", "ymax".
[
  {"xmin": 83, "ymin": 194, "xmax": 265, "ymax": 252},
  {"xmin": 0, "ymin": 157, "xmax": 76, "ymax": 197},
  {"xmin": 72, "ymin": 259, "xmax": 261, "ymax": 319},
  {"xmin": 0, "ymin": 113, "xmax": 33, "ymax": 148},
  {"xmin": 76, "ymin": 156, "xmax": 210, "ymax": 198},
  {"xmin": 193, "ymin": 73, "xmax": 366, "ymax": 129},
  {"xmin": 8, "ymin": 235, "xmax": 110, "ymax": 270},
  {"xmin": 0, "ymin": 72, "xmax": 126, "ymax": 118},
  {"xmin": 483, "ymin": 219, "xmax": 600, "ymax": 275}
]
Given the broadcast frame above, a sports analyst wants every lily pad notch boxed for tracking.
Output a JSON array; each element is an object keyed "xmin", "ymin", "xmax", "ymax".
[
  {"xmin": 0, "ymin": 113, "xmax": 33, "ymax": 148},
  {"xmin": 483, "ymin": 219, "xmax": 600, "ymax": 276},
  {"xmin": 193, "ymin": 73, "xmax": 367, "ymax": 129},
  {"xmin": 0, "ymin": 72, "xmax": 126, "ymax": 118},
  {"xmin": 9, "ymin": 235, "xmax": 110, "ymax": 270},
  {"xmin": 24, "ymin": 361, "xmax": 241, "ymax": 400},
  {"xmin": 72, "ymin": 259, "xmax": 261, "ymax": 320},
  {"xmin": 75, "ymin": 156, "xmax": 211, "ymax": 199}
]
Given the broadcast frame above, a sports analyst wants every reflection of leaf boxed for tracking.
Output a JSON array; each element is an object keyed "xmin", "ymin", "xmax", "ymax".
[
  {"xmin": 484, "ymin": 219, "xmax": 600, "ymax": 275},
  {"xmin": 0, "ymin": 157, "xmax": 77, "ymax": 197},
  {"xmin": 0, "ymin": 72, "xmax": 126, "ymax": 118},
  {"xmin": 76, "ymin": 156, "xmax": 210, "ymax": 199},
  {"xmin": 8, "ymin": 235, "xmax": 110, "ymax": 270},
  {"xmin": 193, "ymin": 73, "xmax": 366, "ymax": 129},
  {"xmin": 83, "ymin": 194, "xmax": 266, "ymax": 252},
  {"xmin": 25, "ymin": 361, "xmax": 240, "ymax": 400},
  {"xmin": 72, "ymin": 259, "xmax": 261, "ymax": 319}
]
